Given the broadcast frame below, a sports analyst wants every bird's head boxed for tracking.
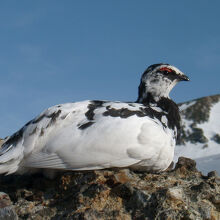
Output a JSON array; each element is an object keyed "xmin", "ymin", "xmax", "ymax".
[{"xmin": 137, "ymin": 63, "xmax": 189, "ymax": 103}]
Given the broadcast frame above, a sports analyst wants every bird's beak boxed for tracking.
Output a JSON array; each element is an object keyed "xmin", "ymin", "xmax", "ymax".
[{"xmin": 179, "ymin": 74, "xmax": 190, "ymax": 81}]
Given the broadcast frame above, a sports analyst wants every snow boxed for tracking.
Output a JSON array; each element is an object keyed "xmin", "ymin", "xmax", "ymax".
[
  {"xmin": 175, "ymin": 141, "xmax": 220, "ymax": 160},
  {"xmin": 198, "ymin": 101, "xmax": 220, "ymax": 139},
  {"xmin": 195, "ymin": 154, "xmax": 220, "ymax": 175},
  {"xmin": 175, "ymin": 100, "xmax": 220, "ymax": 175},
  {"xmin": 179, "ymin": 101, "xmax": 196, "ymax": 111}
]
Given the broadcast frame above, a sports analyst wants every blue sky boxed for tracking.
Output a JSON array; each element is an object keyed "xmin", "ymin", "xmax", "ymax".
[{"xmin": 0, "ymin": 0, "xmax": 220, "ymax": 137}]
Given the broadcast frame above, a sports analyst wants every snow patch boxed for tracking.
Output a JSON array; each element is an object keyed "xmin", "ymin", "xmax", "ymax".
[
  {"xmin": 175, "ymin": 100, "xmax": 220, "ymax": 175},
  {"xmin": 197, "ymin": 101, "xmax": 220, "ymax": 140},
  {"xmin": 179, "ymin": 101, "xmax": 196, "ymax": 111},
  {"xmin": 195, "ymin": 154, "xmax": 220, "ymax": 175}
]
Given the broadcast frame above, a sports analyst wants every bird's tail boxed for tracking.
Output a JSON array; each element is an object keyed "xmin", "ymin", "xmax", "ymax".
[{"xmin": 0, "ymin": 138, "xmax": 23, "ymax": 175}]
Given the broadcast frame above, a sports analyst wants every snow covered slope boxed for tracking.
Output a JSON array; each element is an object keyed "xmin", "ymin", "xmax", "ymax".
[
  {"xmin": 175, "ymin": 94, "xmax": 220, "ymax": 174},
  {"xmin": 195, "ymin": 154, "xmax": 220, "ymax": 175}
]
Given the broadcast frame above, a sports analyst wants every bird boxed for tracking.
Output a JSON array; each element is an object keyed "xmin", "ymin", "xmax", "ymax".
[{"xmin": 0, "ymin": 63, "xmax": 189, "ymax": 175}]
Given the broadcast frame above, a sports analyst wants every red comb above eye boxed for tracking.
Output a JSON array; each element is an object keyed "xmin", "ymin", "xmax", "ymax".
[{"xmin": 159, "ymin": 67, "xmax": 173, "ymax": 72}]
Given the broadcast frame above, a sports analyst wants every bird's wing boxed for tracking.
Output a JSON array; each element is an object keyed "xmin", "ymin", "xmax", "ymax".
[
  {"xmin": 0, "ymin": 101, "xmax": 89, "ymax": 165},
  {"xmin": 4, "ymin": 100, "xmax": 169, "ymax": 171}
]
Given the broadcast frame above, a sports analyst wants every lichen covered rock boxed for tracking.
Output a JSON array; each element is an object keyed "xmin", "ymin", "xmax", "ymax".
[{"xmin": 0, "ymin": 157, "xmax": 220, "ymax": 219}]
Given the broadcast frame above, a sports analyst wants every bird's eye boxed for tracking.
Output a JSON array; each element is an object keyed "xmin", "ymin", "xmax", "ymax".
[{"xmin": 159, "ymin": 67, "xmax": 173, "ymax": 75}]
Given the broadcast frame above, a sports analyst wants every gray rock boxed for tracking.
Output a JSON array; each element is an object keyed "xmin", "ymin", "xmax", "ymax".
[
  {"xmin": 0, "ymin": 192, "xmax": 18, "ymax": 220},
  {"xmin": 0, "ymin": 139, "xmax": 4, "ymax": 148},
  {"xmin": 0, "ymin": 157, "xmax": 220, "ymax": 219}
]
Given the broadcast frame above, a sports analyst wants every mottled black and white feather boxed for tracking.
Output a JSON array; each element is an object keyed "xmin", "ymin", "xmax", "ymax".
[{"xmin": 0, "ymin": 64, "xmax": 189, "ymax": 175}]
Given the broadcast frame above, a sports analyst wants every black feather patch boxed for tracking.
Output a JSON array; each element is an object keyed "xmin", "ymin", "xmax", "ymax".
[
  {"xmin": 85, "ymin": 100, "xmax": 106, "ymax": 121},
  {"xmin": 0, "ymin": 128, "xmax": 24, "ymax": 156},
  {"xmin": 78, "ymin": 122, "xmax": 95, "ymax": 130}
]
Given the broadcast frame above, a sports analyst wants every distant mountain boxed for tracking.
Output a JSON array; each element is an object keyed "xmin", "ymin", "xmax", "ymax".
[{"xmin": 175, "ymin": 94, "xmax": 220, "ymax": 174}]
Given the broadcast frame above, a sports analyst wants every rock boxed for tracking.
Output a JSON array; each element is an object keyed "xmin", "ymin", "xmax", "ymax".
[
  {"xmin": 175, "ymin": 156, "xmax": 197, "ymax": 171},
  {"xmin": 207, "ymin": 171, "xmax": 219, "ymax": 178},
  {"xmin": 0, "ymin": 157, "xmax": 220, "ymax": 219},
  {"xmin": 166, "ymin": 187, "xmax": 184, "ymax": 201},
  {"xmin": 0, "ymin": 139, "xmax": 4, "ymax": 148},
  {"xmin": 0, "ymin": 192, "xmax": 18, "ymax": 220}
]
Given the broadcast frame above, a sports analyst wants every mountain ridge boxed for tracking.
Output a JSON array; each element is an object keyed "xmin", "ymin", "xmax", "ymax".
[{"xmin": 176, "ymin": 94, "xmax": 220, "ymax": 174}]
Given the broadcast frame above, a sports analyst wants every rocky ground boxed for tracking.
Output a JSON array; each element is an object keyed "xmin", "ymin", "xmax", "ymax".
[{"xmin": 0, "ymin": 157, "xmax": 220, "ymax": 220}]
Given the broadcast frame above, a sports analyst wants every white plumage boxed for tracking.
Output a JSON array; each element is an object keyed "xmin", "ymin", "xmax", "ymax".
[{"xmin": 0, "ymin": 63, "xmax": 189, "ymax": 175}]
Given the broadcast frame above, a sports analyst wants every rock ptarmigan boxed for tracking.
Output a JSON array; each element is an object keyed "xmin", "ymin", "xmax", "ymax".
[{"xmin": 0, "ymin": 64, "xmax": 189, "ymax": 175}]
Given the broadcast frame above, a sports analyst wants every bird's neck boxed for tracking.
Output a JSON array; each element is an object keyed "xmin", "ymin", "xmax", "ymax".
[
  {"xmin": 136, "ymin": 81, "xmax": 170, "ymax": 104},
  {"xmin": 137, "ymin": 90, "xmax": 178, "ymax": 117},
  {"xmin": 137, "ymin": 86, "xmax": 170, "ymax": 105},
  {"xmin": 137, "ymin": 91, "xmax": 156, "ymax": 104},
  {"xmin": 137, "ymin": 89, "xmax": 181, "ymax": 140}
]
